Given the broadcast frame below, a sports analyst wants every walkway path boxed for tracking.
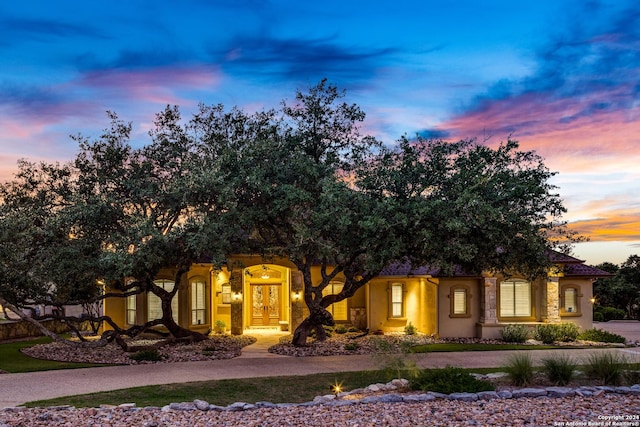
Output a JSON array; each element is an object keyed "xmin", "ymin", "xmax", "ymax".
[{"xmin": 0, "ymin": 323, "xmax": 638, "ymax": 409}]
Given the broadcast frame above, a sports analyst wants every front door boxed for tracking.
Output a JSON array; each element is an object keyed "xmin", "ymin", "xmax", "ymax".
[{"xmin": 251, "ymin": 284, "xmax": 280, "ymax": 326}]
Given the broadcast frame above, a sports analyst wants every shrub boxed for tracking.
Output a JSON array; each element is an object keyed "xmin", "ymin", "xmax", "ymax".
[
  {"xmin": 410, "ymin": 366, "xmax": 495, "ymax": 394},
  {"xmin": 578, "ymin": 328, "xmax": 626, "ymax": 343},
  {"xmin": 557, "ymin": 323, "xmax": 580, "ymax": 342},
  {"xmin": 594, "ymin": 306, "xmax": 625, "ymax": 322},
  {"xmin": 343, "ymin": 342, "xmax": 359, "ymax": 351},
  {"xmin": 584, "ymin": 352, "xmax": 627, "ymax": 385},
  {"xmin": 214, "ymin": 320, "xmax": 226, "ymax": 334},
  {"xmin": 542, "ymin": 354, "xmax": 576, "ymax": 386},
  {"xmin": 500, "ymin": 324, "xmax": 530, "ymax": 343},
  {"xmin": 505, "ymin": 353, "xmax": 534, "ymax": 386},
  {"xmin": 404, "ymin": 322, "xmax": 417, "ymax": 335},
  {"xmin": 593, "ymin": 312, "xmax": 605, "ymax": 322},
  {"xmin": 625, "ymin": 362, "xmax": 640, "ymax": 385},
  {"xmin": 129, "ymin": 348, "xmax": 163, "ymax": 362},
  {"xmin": 334, "ymin": 325, "xmax": 348, "ymax": 334},
  {"xmin": 347, "ymin": 326, "xmax": 360, "ymax": 333},
  {"xmin": 533, "ymin": 324, "xmax": 558, "ymax": 344}
]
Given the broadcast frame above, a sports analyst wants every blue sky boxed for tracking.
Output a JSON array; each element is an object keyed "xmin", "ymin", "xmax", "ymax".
[{"xmin": 1, "ymin": 0, "xmax": 639, "ymax": 265}]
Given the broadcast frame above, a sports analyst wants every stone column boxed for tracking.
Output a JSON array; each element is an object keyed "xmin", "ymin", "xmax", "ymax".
[
  {"xmin": 230, "ymin": 268, "xmax": 244, "ymax": 335},
  {"xmin": 290, "ymin": 270, "xmax": 304, "ymax": 332},
  {"xmin": 545, "ymin": 276, "xmax": 561, "ymax": 323},
  {"xmin": 479, "ymin": 277, "xmax": 498, "ymax": 324}
]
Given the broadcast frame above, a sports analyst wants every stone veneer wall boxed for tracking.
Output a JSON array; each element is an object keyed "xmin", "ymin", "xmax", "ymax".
[{"xmin": 0, "ymin": 319, "xmax": 72, "ymax": 341}]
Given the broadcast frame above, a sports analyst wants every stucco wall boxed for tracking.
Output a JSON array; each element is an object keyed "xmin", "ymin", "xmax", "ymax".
[{"xmin": 437, "ymin": 278, "xmax": 481, "ymax": 338}]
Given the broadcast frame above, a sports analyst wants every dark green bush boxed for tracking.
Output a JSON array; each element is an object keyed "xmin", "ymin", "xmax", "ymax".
[
  {"xmin": 578, "ymin": 328, "xmax": 626, "ymax": 343},
  {"xmin": 533, "ymin": 323, "xmax": 580, "ymax": 344},
  {"xmin": 347, "ymin": 326, "xmax": 360, "ymax": 333},
  {"xmin": 343, "ymin": 342, "xmax": 359, "ymax": 351},
  {"xmin": 410, "ymin": 366, "xmax": 495, "ymax": 394},
  {"xmin": 533, "ymin": 324, "xmax": 558, "ymax": 344},
  {"xmin": 500, "ymin": 324, "xmax": 530, "ymax": 343},
  {"xmin": 593, "ymin": 312, "xmax": 605, "ymax": 322},
  {"xmin": 334, "ymin": 325, "xmax": 348, "ymax": 334},
  {"xmin": 404, "ymin": 322, "xmax": 417, "ymax": 335},
  {"xmin": 594, "ymin": 306, "xmax": 625, "ymax": 321},
  {"xmin": 129, "ymin": 348, "xmax": 163, "ymax": 362}
]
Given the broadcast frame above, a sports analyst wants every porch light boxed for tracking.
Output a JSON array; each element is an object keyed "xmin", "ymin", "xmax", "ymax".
[
  {"xmin": 590, "ymin": 296, "xmax": 597, "ymax": 305},
  {"xmin": 232, "ymin": 291, "xmax": 243, "ymax": 301},
  {"xmin": 292, "ymin": 291, "xmax": 301, "ymax": 302},
  {"xmin": 261, "ymin": 265, "xmax": 270, "ymax": 279}
]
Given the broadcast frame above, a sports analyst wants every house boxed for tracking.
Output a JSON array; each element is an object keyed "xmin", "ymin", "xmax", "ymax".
[{"xmin": 102, "ymin": 251, "xmax": 610, "ymax": 339}]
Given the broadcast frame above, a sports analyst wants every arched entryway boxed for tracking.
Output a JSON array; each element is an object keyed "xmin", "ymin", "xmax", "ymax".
[{"xmin": 243, "ymin": 264, "xmax": 291, "ymax": 329}]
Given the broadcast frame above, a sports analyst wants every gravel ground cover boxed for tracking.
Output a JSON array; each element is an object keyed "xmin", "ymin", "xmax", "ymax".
[
  {"xmin": 20, "ymin": 335, "xmax": 256, "ymax": 364},
  {"xmin": 1, "ymin": 394, "xmax": 639, "ymax": 426}
]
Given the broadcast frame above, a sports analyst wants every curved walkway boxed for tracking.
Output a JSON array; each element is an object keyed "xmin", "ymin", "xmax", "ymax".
[{"xmin": 1, "ymin": 323, "xmax": 638, "ymax": 409}]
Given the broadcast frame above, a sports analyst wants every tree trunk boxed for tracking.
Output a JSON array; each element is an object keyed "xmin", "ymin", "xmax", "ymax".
[
  {"xmin": 292, "ymin": 306, "xmax": 335, "ymax": 347},
  {"xmin": 159, "ymin": 292, "xmax": 207, "ymax": 342}
]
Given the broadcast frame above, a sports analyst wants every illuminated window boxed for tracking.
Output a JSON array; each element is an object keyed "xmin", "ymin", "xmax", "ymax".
[
  {"xmin": 450, "ymin": 286, "xmax": 471, "ymax": 317},
  {"xmin": 126, "ymin": 293, "xmax": 137, "ymax": 325},
  {"xmin": 191, "ymin": 279, "xmax": 207, "ymax": 325},
  {"xmin": 561, "ymin": 286, "xmax": 581, "ymax": 315},
  {"xmin": 148, "ymin": 279, "xmax": 179, "ymax": 323},
  {"xmin": 322, "ymin": 282, "xmax": 348, "ymax": 321},
  {"xmin": 499, "ymin": 279, "xmax": 531, "ymax": 318},
  {"xmin": 388, "ymin": 282, "xmax": 405, "ymax": 318}
]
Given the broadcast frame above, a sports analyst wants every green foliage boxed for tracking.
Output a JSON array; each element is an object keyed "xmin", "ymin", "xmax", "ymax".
[
  {"xmin": 542, "ymin": 354, "xmax": 576, "ymax": 386},
  {"xmin": 584, "ymin": 352, "xmax": 627, "ymax": 385},
  {"xmin": 533, "ymin": 323, "xmax": 580, "ymax": 344},
  {"xmin": 343, "ymin": 342, "xmax": 359, "ymax": 351},
  {"xmin": 594, "ymin": 306, "xmax": 626, "ymax": 322},
  {"xmin": 577, "ymin": 328, "xmax": 626, "ymax": 343},
  {"xmin": 334, "ymin": 325, "xmax": 348, "ymax": 334},
  {"xmin": 500, "ymin": 324, "xmax": 530, "ymax": 343},
  {"xmin": 505, "ymin": 353, "xmax": 534, "ymax": 386},
  {"xmin": 533, "ymin": 324, "xmax": 558, "ymax": 344},
  {"xmin": 624, "ymin": 362, "xmax": 640, "ymax": 385},
  {"xmin": 593, "ymin": 312, "xmax": 605, "ymax": 322},
  {"xmin": 369, "ymin": 337, "xmax": 419, "ymax": 381},
  {"xmin": 404, "ymin": 322, "xmax": 417, "ymax": 335},
  {"xmin": 129, "ymin": 348, "xmax": 163, "ymax": 362},
  {"xmin": 213, "ymin": 320, "xmax": 226, "ymax": 334},
  {"xmin": 410, "ymin": 366, "xmax": 495, "ymax": 394},
  {"xmin": 347, "ymin": 326, "xmax": 360, "ymax": 333}
]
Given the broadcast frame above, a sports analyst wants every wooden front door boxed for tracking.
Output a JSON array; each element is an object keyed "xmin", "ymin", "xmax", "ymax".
[{"xmin": 251, "ymin": 284, "xmax": 280, "ymax": 326}]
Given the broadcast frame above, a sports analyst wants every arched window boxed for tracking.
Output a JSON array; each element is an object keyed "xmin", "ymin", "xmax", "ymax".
[
  {"xmin": 561, "ymin": 285, "xmax": 581, "ymax": 315},
  {"xmin": 499, "ymin": 279, "xmax": 531, "ymax": 318},
  {"xmin": 148, "ymin": 279, "xmax": 179, "ymax": 323}
]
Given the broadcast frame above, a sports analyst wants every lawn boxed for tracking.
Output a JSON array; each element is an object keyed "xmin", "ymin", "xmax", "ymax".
[
  {"xmin": 409, "ymin": 342, "xmax": 573, "ymax": 353},
  {"xmin": 25, "ymin": 367, "xmax": 500, "ymax": 408},
  {"xmin": 0, "ymin": 337, "xmax": 106, "ymax": 373}
]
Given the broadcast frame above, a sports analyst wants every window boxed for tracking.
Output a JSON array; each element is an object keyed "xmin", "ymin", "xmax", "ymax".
[
  {"xmin": 450, "ymin": 286, "xmax": 471, "ymax": 317},
  {"xmin": 561, "ymin": 285, "xmax": 581, "ymax": 315},
  {"xmin": 126, "ymin": 294, "xmax": 137, "ymax": 325},
  {"xmin": 191, "ymin": 279, "xmax": 207, "ymax": 325},
  {"xmin": 388, "ymin": 282, "xmax": 405, "ymax": 318},
  {"xmin": 499, "ymin": 279, "xmax": 531, "ymax": 318},
  {"xmin": 148, "ymin": 279, "xmax": 179, "ymax": 323},
  {"xmin": 322, "ymin": 282, "xmax": 347, "ymax": 321}
]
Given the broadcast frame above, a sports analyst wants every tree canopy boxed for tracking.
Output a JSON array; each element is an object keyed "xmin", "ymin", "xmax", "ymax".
[{"xmin": 0, "ymin": 80, "xmax": 580, "ymax": 347}]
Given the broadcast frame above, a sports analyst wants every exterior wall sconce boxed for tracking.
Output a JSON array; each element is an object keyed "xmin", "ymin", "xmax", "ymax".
[
  {"xmin": 292, "ymin": 291, "xmax": 301, "ymax": 302},
  {"xmin": 232, "ymin": 291, "xmax": 242, "ymax": 302},
  {"xmin": 590, "ymin": 296, "xmax": 597, "ymax": 304}
]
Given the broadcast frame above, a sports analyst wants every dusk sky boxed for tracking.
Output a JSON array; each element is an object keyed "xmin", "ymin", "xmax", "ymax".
[{"xmin": 1, "ymin": 1, "xmax": 638, "ymax": 266}]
